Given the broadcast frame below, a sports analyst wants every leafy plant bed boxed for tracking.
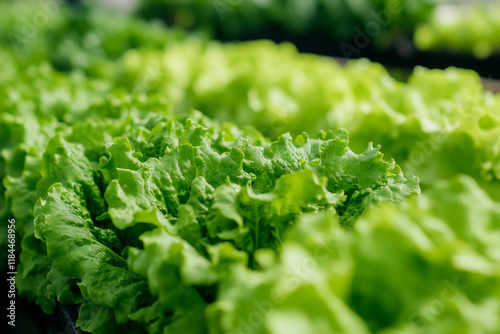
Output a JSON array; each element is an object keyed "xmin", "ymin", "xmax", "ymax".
[{"xmin": 2, "ymin": 2, "xmax": 500, "ymax": 334}]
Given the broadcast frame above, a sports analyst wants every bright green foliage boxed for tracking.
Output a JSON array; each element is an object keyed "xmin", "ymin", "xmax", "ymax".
[
  {"xmin": 138, "ymin": 0, "xmax": 436, "ymax": 48},
  {"xmin": 27, "ymin": 111, "xmax": 416, "ymax": 332},
  {"xmin": 209, "ymin": 176, "xmax": 500, "ymax": 334},
  {"xmin": 415, "ymin": 3, "xmax": 500, "ymax": 58},
  {"xmin": 1, "ymin": 3, "xmax": 499, "ymax": 334},
  {"xmin": 116, "ymin": 41, "xmax": 500, "ymax": 199},
  {"xmin": 0, "ymin": 49, "xmax": 417, "ymax": 331},
  {"xmin": 0, "ymin": 0, "xmax": 186, "ymax": 77}
]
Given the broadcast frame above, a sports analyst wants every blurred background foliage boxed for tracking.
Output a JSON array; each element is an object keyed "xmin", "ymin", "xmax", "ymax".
[{"xmin": 135, "ymin": 0, "xmax": 500, "ymax": 78}]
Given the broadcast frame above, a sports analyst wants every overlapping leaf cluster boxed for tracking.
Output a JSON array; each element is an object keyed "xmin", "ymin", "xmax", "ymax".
[{"xmin": 138, "ymin": 0, "xmax": 435, "ymax": 48}]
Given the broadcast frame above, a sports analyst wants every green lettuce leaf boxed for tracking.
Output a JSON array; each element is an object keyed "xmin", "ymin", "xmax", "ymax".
[{"xmin": 34, "ymin": 183, "xmax": 154, "ymax": 324}]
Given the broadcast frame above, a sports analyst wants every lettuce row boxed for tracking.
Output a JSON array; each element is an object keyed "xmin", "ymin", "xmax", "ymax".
[
  {"xmin": 28, "ymin": 112, "xmax": 417, "ymax": 332},
  {"xmin": 139, "ymin": 0, "xmax": 500, "ymax": 59},
  {"xmin": 117, "ymin": 42, "xmax": 500, "ymax": 201},
  {"xmin": 0, "ymin": 5, "xmax": 496, "ymax": 333},
  {"xmin": 97, "ymin": 118, "xmax": 419, "ymax": 231},
  {"xmin": 0, "ymin": 1, "xmax": 186, "ymax": 77},
  {"xmin": 138, "ymin": 0, "xmax": 435, "ymax": 48},
  {"xmin": 415, "ymin": 3, "xmax": 500, "ymax": 59}
]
